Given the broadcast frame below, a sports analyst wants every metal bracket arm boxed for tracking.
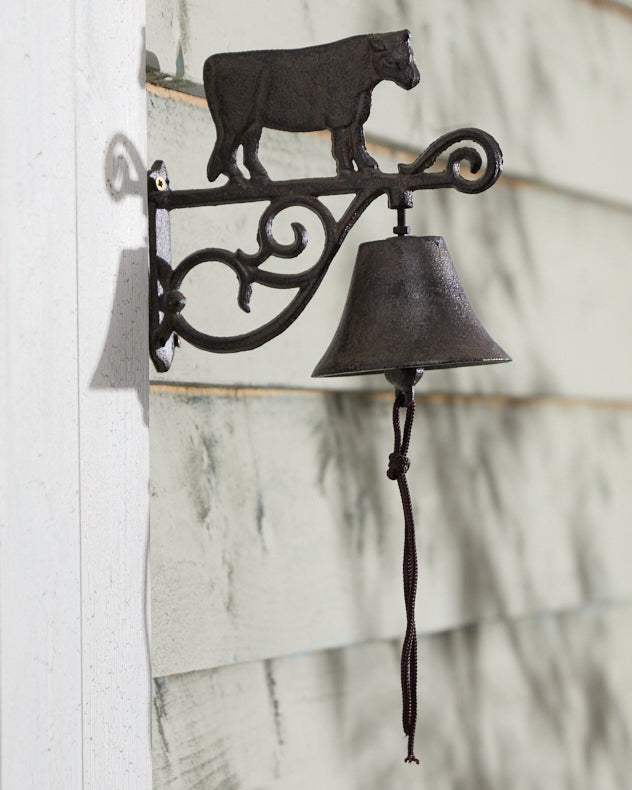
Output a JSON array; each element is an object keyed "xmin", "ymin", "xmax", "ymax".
[{"xmin": 148, "ymin": 127, "xmax": 502, "ymax": 372}]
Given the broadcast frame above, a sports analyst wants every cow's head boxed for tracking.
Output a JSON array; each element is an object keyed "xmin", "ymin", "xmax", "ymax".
[{"xmin": 369, "ymin": 30, "xmax": 420, "ymax": 91}]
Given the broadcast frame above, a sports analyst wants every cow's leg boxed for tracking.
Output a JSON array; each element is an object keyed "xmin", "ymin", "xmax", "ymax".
[
  {"xmin": 350, "ymin": 124, "xmax": 378, "ymax": 171},
  {"xmin": 242, "ymin": 125, "xmax": 269, "ymax": 181},
  {"xmin": 204, "ymin": 64, "xmax": 245, "ymax": 183},
  {"xmin": 331, "ymin": 128, "xmax": 353, "ymax": 174},
  {"xmin": 215, "ymin": 131, "xmax": 245, "ymax": 181}
]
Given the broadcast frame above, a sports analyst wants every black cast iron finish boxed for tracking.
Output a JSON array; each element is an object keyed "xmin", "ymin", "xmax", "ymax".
[
  {"xmin": 204, "ymin": 31, "xmax": 420, "ymax": 183},
  {"xmin": 311, "ymin": 235, "xmax": 511, "ymax": 379},
  {"xmin": 147, "ymin": 32, "xmax": 508, "ymax": 768},
  {"xmin": 148, "ymin": 127, "xmax": 502, "ymax": 371},
  {"xmin": 148, "ymin": 31, "xmax": 503, "ymax": 370}
]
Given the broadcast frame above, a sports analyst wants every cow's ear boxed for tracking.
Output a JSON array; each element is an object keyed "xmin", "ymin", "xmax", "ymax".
[
  {"xmin": 369, "ymin": 36, "xmax": 388, "ymax": 52},
  {"xmin": 401, "ymin": 29, "xmax": 411, "ymax": 41}
]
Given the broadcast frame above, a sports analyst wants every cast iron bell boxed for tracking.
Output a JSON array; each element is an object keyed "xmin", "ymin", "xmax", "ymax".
[
  {"xmin": 313, "ymin": 235, "xmax": 510, "ymax": 383},
  {"xmin": 312, "ymin": 234, "xmax": 510, "ymax": 763}
]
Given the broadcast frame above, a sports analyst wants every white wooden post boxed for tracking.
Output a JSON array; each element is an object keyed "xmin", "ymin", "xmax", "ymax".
[{"xmin": 0, "ymin": 1, "xmax": 151, "ymax": 788}]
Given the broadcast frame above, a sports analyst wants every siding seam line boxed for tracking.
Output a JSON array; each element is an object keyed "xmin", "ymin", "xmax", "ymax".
[
  {"xmin": 72, "ymin": 1, "xmax": 86, "ymax": 784},
  {"xmin": 153, "ymin": 595, "xmax": 632, "ymax": 681},
  {"xmin": 578, "ymin": 0, "xmax": 632, "ymax": 21},
  {"xmin": 148, "ymin": 383, "xmax": 632, "ymax": 412}
]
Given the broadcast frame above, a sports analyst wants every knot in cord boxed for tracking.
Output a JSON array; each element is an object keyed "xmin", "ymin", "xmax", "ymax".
[{"xmin": 387, "ymin": 452, "xmax": 411, "ymax": 480}]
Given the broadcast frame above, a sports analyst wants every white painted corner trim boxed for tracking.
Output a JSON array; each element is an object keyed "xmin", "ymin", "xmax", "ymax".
[{"xmin": 0, "ymin": 1, "xmax": 151, "ymax": 788}]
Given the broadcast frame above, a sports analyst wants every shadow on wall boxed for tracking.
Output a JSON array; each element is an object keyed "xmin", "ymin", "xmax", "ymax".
[
  {"xmin": 422, "ymin": 404, "xmax": 629, "ymax": 790},
  {"xmin": 92, "ymin": 132, "xmax": 149, "ymax": 426},
  {"xmin": 93, "ymin": 27, "xmax": 152, "ymax": 745},
  {"xmin": 427, "ymin": 610, "xmax": 632, "ymax": 790},
  {"xmin": 313, "ymin": 394, "xmax": 630, "ymax": 787}
]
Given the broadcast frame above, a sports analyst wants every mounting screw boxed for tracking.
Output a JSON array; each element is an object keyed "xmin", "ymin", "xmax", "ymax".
[{"xmin": 161, "ymin": 290, "xmax": 186, "ymax": 313}]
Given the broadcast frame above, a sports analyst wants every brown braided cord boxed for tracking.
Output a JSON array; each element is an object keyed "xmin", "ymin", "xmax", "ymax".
[{"xmin": 387, "ymin": 391, "xmax": 419, "ymax": 765}]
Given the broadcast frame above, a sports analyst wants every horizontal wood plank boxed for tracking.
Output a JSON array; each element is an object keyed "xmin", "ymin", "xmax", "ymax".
[
  {"xmin": 146, "ymin": 0, "xmax": 632, "ymax": 206},
  {"xmin": 153, "ymin": 602, "xmax": 632, "ymax": 790},
  {"xmin": 151, "ymin": 389, "xmax": 632, "ymax": 676},
  {"xmin": 147, "ymin": 91, "xmax": 632, "ymax": 399}
]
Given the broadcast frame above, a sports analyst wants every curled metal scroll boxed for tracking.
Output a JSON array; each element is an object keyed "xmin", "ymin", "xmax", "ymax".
[
  {"xmin": 398, "ymin": 127, "xmax": 503, "ymax": 193},
  {"xmin": 148, "ymin": 127, "xmax": 502, "ymax": 371},
  {"xmin": 168, "ymin": 196, "xmax": 338, "ymax": 355}
]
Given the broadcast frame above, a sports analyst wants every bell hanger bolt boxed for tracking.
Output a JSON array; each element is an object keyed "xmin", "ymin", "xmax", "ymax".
[{"xmin": 393, "ymin": 207, "xmax": 410, "ymax": 236}]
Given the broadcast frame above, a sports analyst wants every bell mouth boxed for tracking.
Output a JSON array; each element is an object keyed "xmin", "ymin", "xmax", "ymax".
[
  {"xmin": 313, "ymin": 355, "xmax": 511, "ymax": 378},
  {"xmin": 311, "ymin": 235, "xmax": 511, "ymax": 379}
]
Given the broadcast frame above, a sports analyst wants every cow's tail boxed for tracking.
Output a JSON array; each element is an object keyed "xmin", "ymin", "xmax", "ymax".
[
  {"xmin": 206, "ymin": 146, "xmax": 223, "ymax": 183},
  {"xmin": 203, "ymin": 56, "xmax": 223, "ymax": 183}
]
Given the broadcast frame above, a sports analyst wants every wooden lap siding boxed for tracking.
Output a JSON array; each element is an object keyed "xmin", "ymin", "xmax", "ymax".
[{"xmin": 147, "ymin": 1, "xmax": 632, "ymax": 788}]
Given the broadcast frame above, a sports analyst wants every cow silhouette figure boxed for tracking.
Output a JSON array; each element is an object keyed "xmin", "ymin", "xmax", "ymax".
[{"xmin": 203, "ymin": 30, "xmax": 420, "ymax": 183}]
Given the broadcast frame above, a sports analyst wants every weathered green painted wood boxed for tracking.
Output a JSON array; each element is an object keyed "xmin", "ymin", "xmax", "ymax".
[
  {"xmin": 153, "ymin": 603, "xmax": 632, "ymax": 790},
  {"xmin": 146, "ymin": 0, "xmax": 632, "ymax": 207},
  {"xmin": 151, "ymin": 389, "xmax": 632, "ymax": 677},
  {"xmin": 147, "ymin": 91, "xmax": 632, "ymax": 399}
]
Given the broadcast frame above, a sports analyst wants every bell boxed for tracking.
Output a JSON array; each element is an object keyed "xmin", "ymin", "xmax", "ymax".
[
  {"xmin": 312, "ymin": 234, "xmax": 510, "ymax": 765},
  {"xmin": 312, "ymin": 235, "xmax": 510, "ymax": 381}
]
